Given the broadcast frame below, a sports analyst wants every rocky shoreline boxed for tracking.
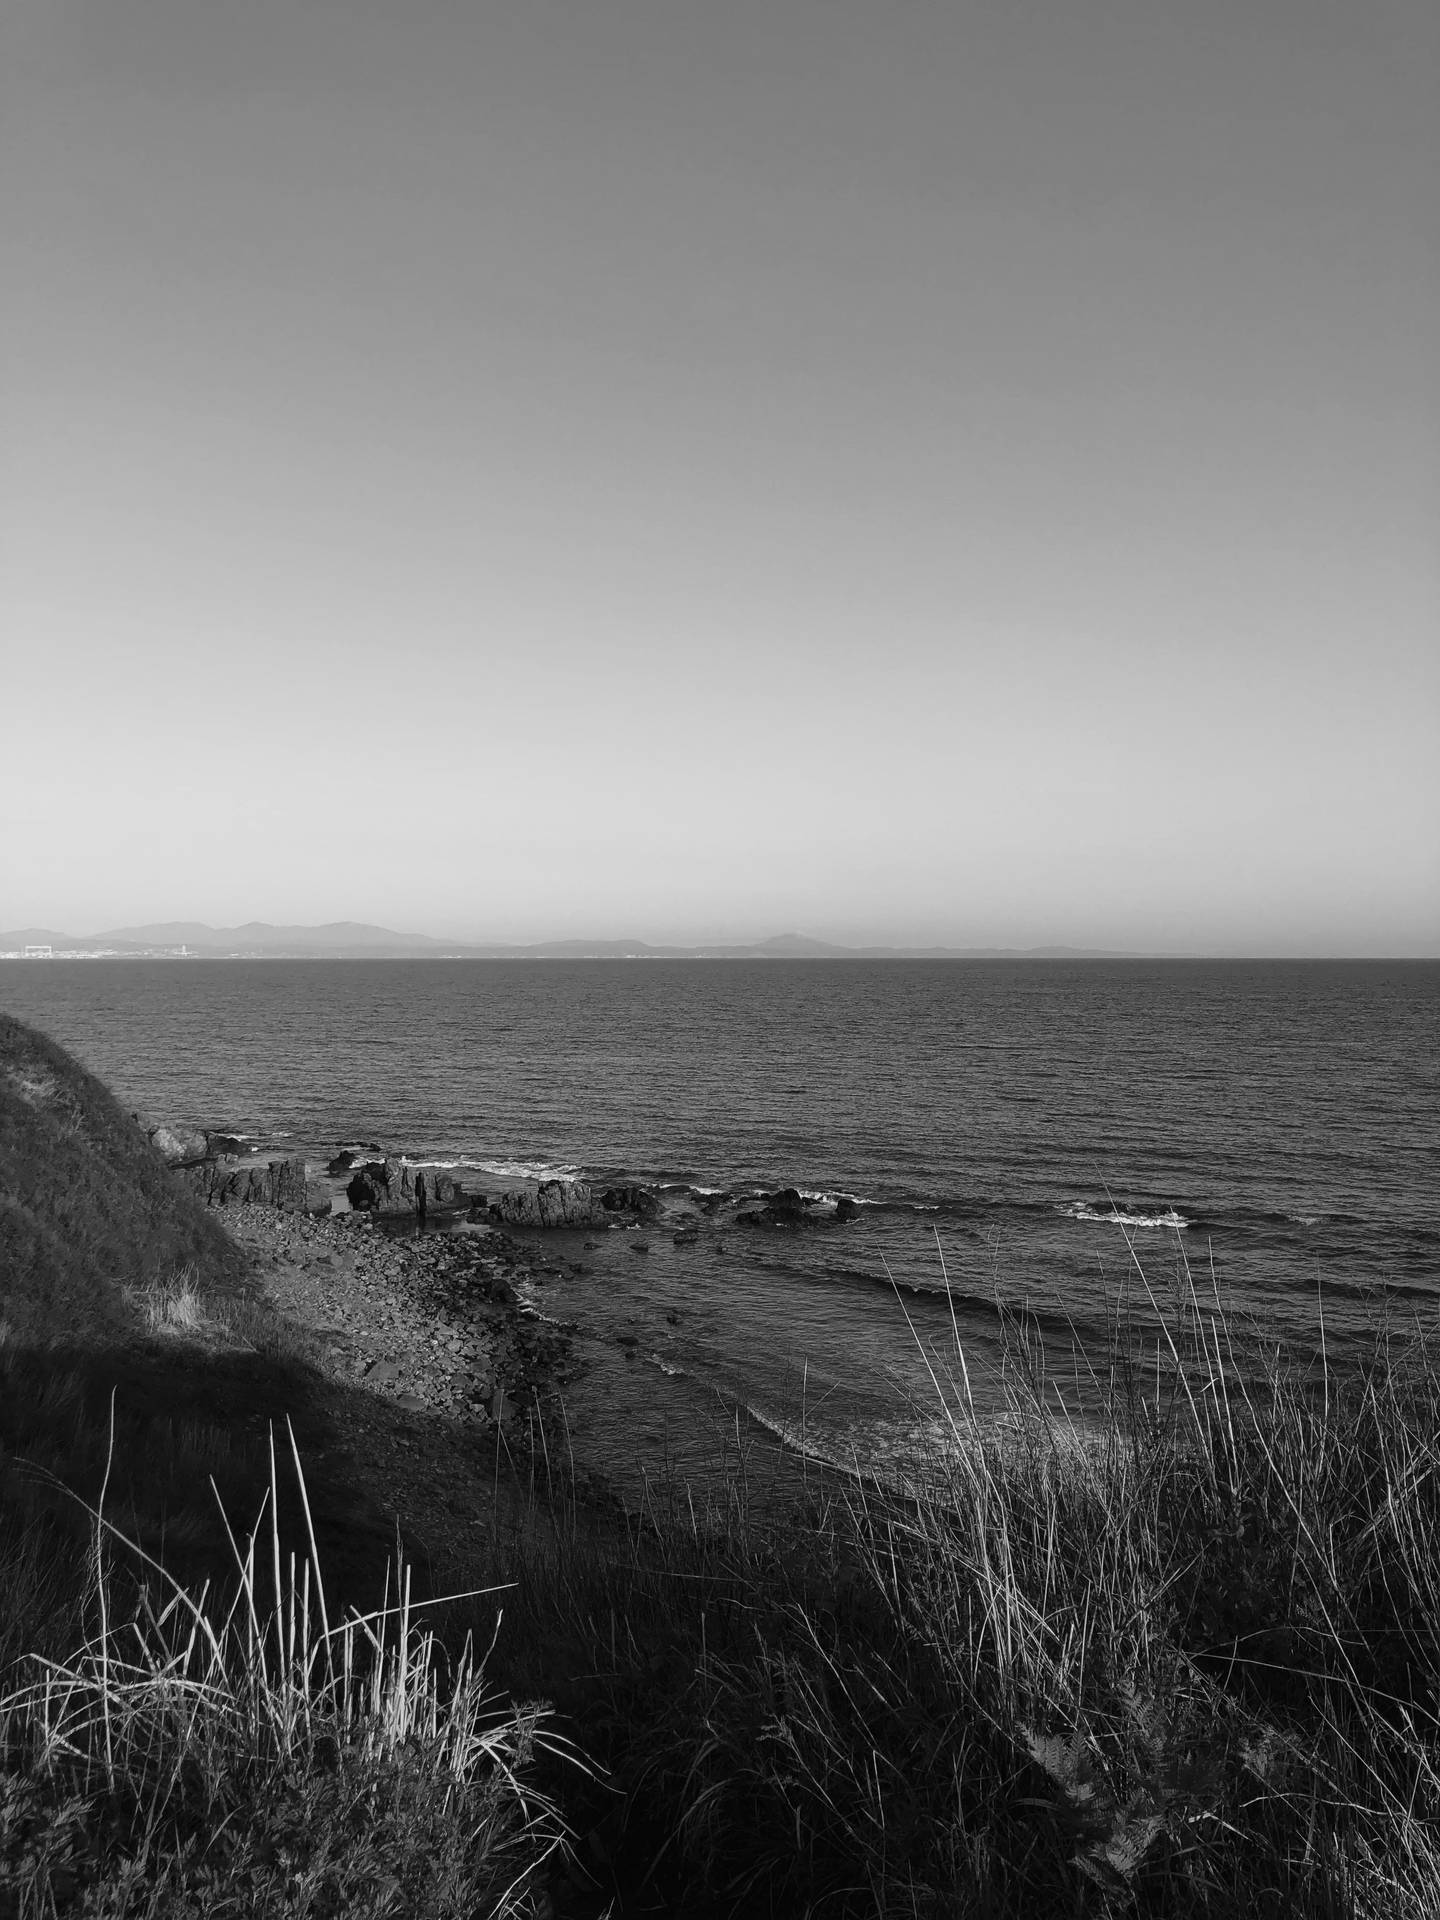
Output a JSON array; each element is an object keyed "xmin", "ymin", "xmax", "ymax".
[
  {"xmin": 140, "ymin": 1117, "xmax": 874, "ymax": 1535},
  {"xmin": 229, "ymin": 1207, "xmax": 584, "ymax": 1434}
]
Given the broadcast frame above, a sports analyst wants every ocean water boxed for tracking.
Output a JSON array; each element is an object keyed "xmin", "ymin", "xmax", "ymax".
[{"xmin": 4, "ymin": 959, "xmax": 1437, "ymax": 1490}]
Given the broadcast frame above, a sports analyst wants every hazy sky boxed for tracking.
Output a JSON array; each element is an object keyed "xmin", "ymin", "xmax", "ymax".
[{"xmin": 4, "ymin": 0, "xmax": 1436, "ymax": 952}]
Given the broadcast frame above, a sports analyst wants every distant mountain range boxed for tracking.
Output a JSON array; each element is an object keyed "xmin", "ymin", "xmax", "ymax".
[{"xmin": 1, "ymin": 921, "xmax": 1146, "ymax": 960}]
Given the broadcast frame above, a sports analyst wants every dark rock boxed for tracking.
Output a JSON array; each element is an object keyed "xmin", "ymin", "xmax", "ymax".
[
  {"xmin": 672, "ymin": 1228, "xmax": 699, "ymax": 1246},
  {"xmin": 178, "ymin": 1153, "xmax": 309, "ymax": 1213},
  {"xmin": 206, "ymin": 1133, "xmax": 247, "ymax": 1159},
  {"xmin": 328, "ymin": 1150, "xmax": 360, "ymax": 1175},
  {"xmin": 737, "ymin": 1187, "xmax": 853, "ymax": 1230},
  {"xmin": 490, "ymin": 1179, "xmax": 602, "ymax": 1229},
  {"xmin": 600, "ymin": 1184, "xmax": 659, "ymax": 1221},
  {"xmin": 347, "ymin": 1169, "xmax": 384, "ymax": 1211},
  {"xmin": 341, "ymin": 1159, "xmax": 465, "ymax": 1216}
]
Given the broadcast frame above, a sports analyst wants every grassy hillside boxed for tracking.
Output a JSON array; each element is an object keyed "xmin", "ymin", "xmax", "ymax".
[
  {"xmin": 0, "ymin": 1017, "xmax": 561, "ymax": 1916},
  {"xmin": 0, "ymin": 1011, "xmax": 246, "ymax": 1341}
]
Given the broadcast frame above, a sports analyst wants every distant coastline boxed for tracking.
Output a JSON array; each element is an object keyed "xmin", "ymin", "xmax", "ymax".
[{"xmin": 2, "ymin": 919, "xmax": 1159, "ymax": 961}]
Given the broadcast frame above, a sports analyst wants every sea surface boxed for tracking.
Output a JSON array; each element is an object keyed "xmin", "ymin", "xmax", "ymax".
[{"xmin": 4, "ymin": 959, "xmax": 1437, "ymax": 1492}]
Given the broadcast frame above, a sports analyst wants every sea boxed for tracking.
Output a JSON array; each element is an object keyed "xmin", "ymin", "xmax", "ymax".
[{"xmin": 3, "ymin": 959, "xmax": 1437, "ymax": 1495}]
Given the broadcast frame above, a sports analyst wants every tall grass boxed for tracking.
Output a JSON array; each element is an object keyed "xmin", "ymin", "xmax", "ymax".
[
  {"xmin": 0, "ymin": 1421, "xmax": 570, "ymax": 1918},
  {"xmin": 481, "ymin": 1239, "xmax": 1440, "ymax": 1917}
]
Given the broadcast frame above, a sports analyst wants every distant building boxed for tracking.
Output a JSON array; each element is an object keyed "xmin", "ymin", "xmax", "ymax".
[{"xmin": 22, "ymin": 944, "xmax": 53, "ymax": 959}]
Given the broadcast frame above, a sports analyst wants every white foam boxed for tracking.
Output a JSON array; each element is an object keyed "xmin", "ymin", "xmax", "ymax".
[
  {"xmin": 449, "ymin": 1157, "xmax": 585, "ymax": 1182},
  {"xmin": 645, "ymin": 1356, "xmax": 688, "ymax": 1379},
  {"xmin": 1062, "ymin": 1201, "xmax": 1189, "ymax": 1231}
]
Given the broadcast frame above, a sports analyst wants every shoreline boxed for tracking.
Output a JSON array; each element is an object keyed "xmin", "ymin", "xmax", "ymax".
[{"xmin": 215, "ymin": 1202, "xmax": 632, "ymax": 1592}]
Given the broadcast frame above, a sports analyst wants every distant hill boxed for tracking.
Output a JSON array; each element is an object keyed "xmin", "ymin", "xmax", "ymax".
[
  {"xmin": 1, "ymin": 922, "xmax": 1148, "ymax": 960},
  {"xmin": 100, "ymin": 920, "xmax": 451, "ymax": 954}
]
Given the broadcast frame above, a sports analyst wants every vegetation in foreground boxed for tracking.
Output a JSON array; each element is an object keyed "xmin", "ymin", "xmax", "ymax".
[
  {"xmin": 477, "ymin": 1258, "xmax": 1440, "ymax": 1918},
  {"xmin": 5, "ymin": 1010, "xmax": 1440, "ymax": 1914}
]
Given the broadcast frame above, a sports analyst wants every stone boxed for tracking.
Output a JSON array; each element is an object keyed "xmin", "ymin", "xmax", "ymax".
[
  {"xmin": 347, "ymin": 1169, "xmax": 383, "ymax": 1210},
  {"xmin": 149, "ymin": 1124, "xmax": 208, "ymax": 1165},
  {"xmin": 672, "ymin": 1228, "xmax": 699, "ymax": 1246},
  {"xmin": 834, "ymin": 1196, "xmax": 861, "ymax": 1223},
  {"xmin": 600, "ymin": 1184, "xmax": 659, "ymax": 1221}
]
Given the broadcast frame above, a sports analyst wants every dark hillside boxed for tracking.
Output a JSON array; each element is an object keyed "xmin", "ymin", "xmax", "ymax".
[
  {"xmin": 0, "ymin": 1016, "xmax": 396, "ymax": 1663},
  {"xmin": 0, "ymin": 1012, "xmax": 245, "ymax": 1340}
]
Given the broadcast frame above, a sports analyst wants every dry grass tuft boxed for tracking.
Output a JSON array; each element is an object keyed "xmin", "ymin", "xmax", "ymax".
[{"xmin": 0, "ymin": 1422, "xmax": 571, "ymax": 1918}]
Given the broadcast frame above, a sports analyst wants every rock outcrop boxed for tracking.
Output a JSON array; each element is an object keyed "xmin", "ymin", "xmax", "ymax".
[
  {"xmin": 599, "ymin": 1184, "xmax": 659, "ymax": 1221},
  {"xmin": 736, "ymin": 1188, "xmax": 860, "ymax": 1229},
  {"xmin": 178, "ymin": 1154, "xmax": 309, "ymax": 1213},
  {"xmin": 489, "ymin": 1180, "xmax": 601, "ymax": 1229},
  {"xmin": 344, "ymin": 1160, "xmax": 465, "ymax": 1214},
  {"xmin": 487, "ymin": 1179, "xmax": 658, "ymax": 1230}
]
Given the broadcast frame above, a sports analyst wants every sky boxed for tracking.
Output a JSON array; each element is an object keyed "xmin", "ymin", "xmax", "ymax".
[{"xmin": 3, "ymin": 0, "xmax": 1437, "ymax": 954}]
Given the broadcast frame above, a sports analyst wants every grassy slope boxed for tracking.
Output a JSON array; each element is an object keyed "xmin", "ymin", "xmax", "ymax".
[
  {"xmin": 0, "ymin": 1011, "xmax": 364, "ymax": 1618},
  {"xmin": 0, "ymin": 1011, "xmax": 246, "ymax": 1340},
  {"xmin": 0, "ymin": 1016, "xmax": 561, "ymax": 1917}
]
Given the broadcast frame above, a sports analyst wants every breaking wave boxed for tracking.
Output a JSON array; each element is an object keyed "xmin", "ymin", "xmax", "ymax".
[{"xmin": 1062, "ymin": 1200, "xmax": 1190, "ymax": 1231}]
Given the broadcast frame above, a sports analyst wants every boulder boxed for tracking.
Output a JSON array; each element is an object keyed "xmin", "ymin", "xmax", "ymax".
[
  {"xmin": 737, "ymin": 1188, "xmax": 813, "ymax": 1230},
  {"xmin": 737, "ymin": 1189, "xmax": 860, "ymax": 1230},
  {"xmin": 601, "ymin": 1184, "xmax": 659, "ymax": 1221},
  {"xmin": 205, "ymin": 1133, "xmax": 248, "ymax": 1158},
  {"xmin": 148, "ymin": 1124, "xmax": 208, "ymax": 1166},
  {"xmin": 328, "ymin": 1150, "xmax": 360, "ymax": 1176},
  {"xmin": 346, "ymin": 1167, "xmax": 385, "ymax": 1211}
]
